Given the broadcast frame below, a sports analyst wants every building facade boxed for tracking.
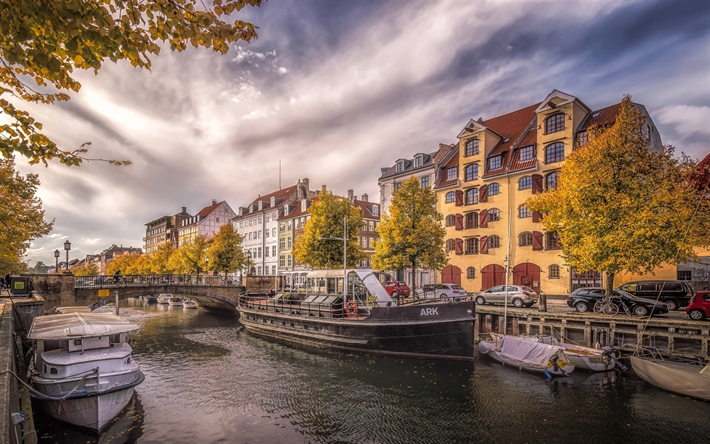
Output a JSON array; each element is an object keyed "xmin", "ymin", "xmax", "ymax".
[
  {"xmin": 378, "ymin": 145, "xmax": 454, "ymax": 286},
  {"xmin": 232, "ymin": 178, "xmax": 315, "ymax": 276},
  {"xmin": 177, "ymin": 200, "xmax": 236, "ymax": 247},
  {"xmin": 144, "ymin": 207, "xmax": 191, "ymax": 253},
  {"xmin": 435, "ymin": 90, "xmax": 662, "ymax": 295}
]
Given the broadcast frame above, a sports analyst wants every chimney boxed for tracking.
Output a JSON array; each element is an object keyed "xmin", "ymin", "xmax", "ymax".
[
  {"xmin": 270, "ymin": 196, "xmax": 276, "ymax": 207},
  {"xmin": 348, "ymin": 189, "xmax": 354, "ymax": 203},
  {"xmin": 302, "ymin": 177, "xmax": 309, "ymax": 191},
  {"xmin": 321, "ymin": 185, "xmax": 327, "ymax": 193},
  {"xmin": 181, "ymin": 206, "xmax": 186, "ymax": 213},
  {"xmin": 477, "ymin": 117, "xmax": 483, "ymax": 123},
  {"xmin": 361, "ymin": 193, "xmax": 368, "ymax": 202},
  {"xmin": 212, "ymin": 199, "xmax": 217, "ymax": 205},
  {"xmin": 296, "ymin": 179, "xmax": 303, "ymax": 199}
]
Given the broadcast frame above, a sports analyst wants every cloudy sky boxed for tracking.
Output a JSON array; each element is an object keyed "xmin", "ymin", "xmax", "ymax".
[{"xmin": 16, "ymin": 0, "xmax": 710, "ymax": 266}]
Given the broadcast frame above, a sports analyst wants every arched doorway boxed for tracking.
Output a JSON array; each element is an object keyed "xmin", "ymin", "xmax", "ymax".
[
  {"xmin": 480, "ymin": 264, "xmax": 505, "ymax": 290},
  {"xmin": 441, "ymin": 265, "xmax": 462, "ymax": 285},
  {"xmin": 513, "ymin": 263, "xmax": 542, "ymax": 295}
]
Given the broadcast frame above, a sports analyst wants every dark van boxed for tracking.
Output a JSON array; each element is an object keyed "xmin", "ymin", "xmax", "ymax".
[{"xmin": 617, "ymin": 280, "xmax": 694, "ymax": 311}]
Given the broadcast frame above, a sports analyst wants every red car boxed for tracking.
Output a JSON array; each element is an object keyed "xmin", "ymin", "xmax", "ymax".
[
  {"xmin": 686, "ymin": 291, "xmax": 710, "ymax": 320},
  {"xmin": 384, "ymin": 281, "xmax": 411, "ymax": 298}
]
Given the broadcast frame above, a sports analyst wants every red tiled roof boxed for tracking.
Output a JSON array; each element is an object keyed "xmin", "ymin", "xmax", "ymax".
[
  {"xmin": 580, "ymin": 103, "xmax": 621, "ymax": 131},
  {"xmin": 197, "ymin": 201, "xmax": 225, "ymax": 217},
  {"xmin": 250, "ymin": 184, "xmax": 298, "ymax": 207},
  {"xmin": 508, "ymin": 127, "xmax": 538, "ymax": 173},
  {"xmin": 436, "ymin": 147, "xmax": 460, "ymax": 189},
  {"xmin": 353, "ymin": 199, "xmax": 380, "ymax": 219},
  {"xmin": 485, "ymin": 103, "xmax": 540, "ymax": 157}
]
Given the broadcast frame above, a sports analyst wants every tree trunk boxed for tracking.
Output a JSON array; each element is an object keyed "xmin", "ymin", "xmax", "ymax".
[
  {"xmin": 411, "ymin": 259, "xmax": 417, "ymax": 300},
  {"xmin": 605, "ymin": 271, "xmax": 615, "ymax": 301}
]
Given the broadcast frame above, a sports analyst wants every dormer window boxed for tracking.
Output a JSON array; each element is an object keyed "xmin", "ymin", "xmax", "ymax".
[
  {"xmin": 414, "ymin": 156, "xmax": 422, "ymax": 168},
  {"xmin": 519, "ymin": 146, "xmax": 534, "ymax": 161},
  {"xmin": 488, "ymin": 155, "xmax": 502, "ymax": 170},
  {"xmin": 447, "ymin": 167, "xmax": 458, "ymax": 180},
  {"xmin": 577, "ymin": 131, "xmax": 588, "ymax": 146},
  {"xmin": 396, "ymin": 162, "xmax": 403, "ymax": 173},
  {"xmin": 545, "ymin": 113, "xmax": 565, "ymax": 134},
  {"xmin": 465, "ymin": 139, "xmax": 479, "ymax": 157}
]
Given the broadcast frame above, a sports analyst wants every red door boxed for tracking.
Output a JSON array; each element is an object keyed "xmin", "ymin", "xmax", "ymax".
[
  {"xmin": 513, "ymin": 263, "xmax": 541, "ymax": 295},
  {"xmin": 441, "ymin": 266, "xmax": 462, "ymax": 285},
  {"xmin": 481, "ymin": 264, "xmax": 505, "ymax": 290}
]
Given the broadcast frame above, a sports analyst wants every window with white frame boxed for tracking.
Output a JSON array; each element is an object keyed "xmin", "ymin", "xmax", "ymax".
[
  {"xmin": 488, "ymin": 155, "xmax": 502, "ymax": 170},
  {"xmin": 519, "ymin": 146, "xmax": 534, "ymax": 161}
]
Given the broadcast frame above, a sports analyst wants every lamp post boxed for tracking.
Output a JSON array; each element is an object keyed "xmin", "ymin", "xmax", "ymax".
[
  {"xmin": 63, "ymin": 240, "xmax": 71, "ymax": 271},
  {"xmin": 318, "ymin": 216, "xmax": 348, "ymax": 302},
  {"xmin": 54, "ymin": 249, "xmax": 60, "ymax": 272},
  {"xmin": 204, "ymin": 256, "xmax": 209, "ymax": 284}
]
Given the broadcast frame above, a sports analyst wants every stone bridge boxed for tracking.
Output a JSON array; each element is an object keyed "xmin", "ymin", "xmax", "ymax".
[{"xmin": 25, "ymin": 273, "xmax": 281, "ymax": 314}]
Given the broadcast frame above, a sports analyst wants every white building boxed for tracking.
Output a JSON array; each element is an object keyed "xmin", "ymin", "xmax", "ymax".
[{"xmin": 232, "ymin": 178, "xmax": 315, "ymax": 276}]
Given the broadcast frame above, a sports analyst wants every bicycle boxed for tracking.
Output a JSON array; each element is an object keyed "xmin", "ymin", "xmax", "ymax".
[{"xmin": 593, "ymin": 298, "xmax": 632, "ymax": 316}]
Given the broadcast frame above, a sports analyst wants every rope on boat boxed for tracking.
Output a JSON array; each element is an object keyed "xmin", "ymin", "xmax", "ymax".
[{"xmin": 0, "ymin": 368, "xmax": 97, "ymax": 401}]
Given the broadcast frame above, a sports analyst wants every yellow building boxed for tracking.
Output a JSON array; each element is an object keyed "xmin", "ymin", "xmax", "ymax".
[{"xmin": 434, "ymin": 90, "xmax": 665, "ymax": 295}]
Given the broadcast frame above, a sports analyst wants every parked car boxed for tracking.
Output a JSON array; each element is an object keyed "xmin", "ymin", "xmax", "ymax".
[
  {"xmin": 474, "ymin": 285, "xmax": 538, "ymax": 308},
  {"xmin": 414, "ymin": 283, "xmax": 467, "ymax": 300},
  {"xmin": 566, "ymin": 287, "xmax": 668, "ymax": 316},
  {"xmin": 384, "ymin": 281, "xmax": 411, "ymax": 298},
  {"xmin": 686, "ymin": 291, "xmax": 710, "ymax": 321},
  {"xmin": 617, "ymin": 280, "xmax": 694, "ymax": 311}
]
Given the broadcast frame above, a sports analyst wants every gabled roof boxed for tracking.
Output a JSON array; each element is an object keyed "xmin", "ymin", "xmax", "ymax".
[
  {"xmin": 353, "ymin": 199, "xmax": 380, "ymax": 219},
  {"xmin": 535, "ymin": 89, "xmax": 591, "ymax": 114},
  {"xmin": 457, "ymin": 119, "xmax": 488, "ymax": 139},
  {"xmin": 197, "ymin": 201, "xmax": 226, "ymax": 217},
  {"xmin": 250, "ymin": 184, "xmax": 297, "ymax": 206},
  {"xmin": 435, "ymin": 146, "xmax": 460, "ymax": 189}
]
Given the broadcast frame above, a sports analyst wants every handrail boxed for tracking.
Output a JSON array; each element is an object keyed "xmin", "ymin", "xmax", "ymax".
[
  {"xmin": 237, "ymin": 294, "xmax": 352, "ymax": 319},
  {"xmin": 73, "ymin": 274, "xmax": 242, "ymax": 289}
]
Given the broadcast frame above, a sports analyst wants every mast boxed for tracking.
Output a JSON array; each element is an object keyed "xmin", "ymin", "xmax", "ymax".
[{"xmin": 503, "ymin": 175, "xmax": 512, "ymax": 336}]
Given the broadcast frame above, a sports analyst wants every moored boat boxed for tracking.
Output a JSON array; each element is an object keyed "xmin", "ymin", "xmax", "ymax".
[
  {"xmin": 236, "ymin": 269, "xmax": 475, "ymax": 361},
  {"xmin": 145, "ymin": 295, "xmax": 158, "ymax": 303},
  {"xmin": 630, "ymin": 355, "xmax": 710, "ymax": 401},
  {"xmin": 157, "ymin": 294, "xmax": 172, "ymax": 304},
  {"xmin": 183, "ymin": 299, "xmax": 199, "ymax": 309},
  {"xmin": 168, "ymin": 297, "xmax": 184, "ymax": 307},
  {"xmin": 479, "ymin": 334, "xmax": 575, "ymax": 376},
  {"xmin": 28, "ymin": 312, "xmax": 144, "ymax": 431},
  {"xmin": 492, "ymin": 334, "xmax": 616, "ymax": 372}
]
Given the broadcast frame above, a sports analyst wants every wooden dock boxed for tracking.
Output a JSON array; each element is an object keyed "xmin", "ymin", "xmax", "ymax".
[{"xmin": 475, "ymin": 305, "xmax": 709, "ymax": 360}]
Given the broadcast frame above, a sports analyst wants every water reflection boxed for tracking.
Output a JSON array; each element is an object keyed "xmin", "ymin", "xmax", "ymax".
[{"xmin": 34, "ymin": 298, "xmax": 710, "ymax": 444}]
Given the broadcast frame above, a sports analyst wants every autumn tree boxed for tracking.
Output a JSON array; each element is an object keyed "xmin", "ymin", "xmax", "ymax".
[
  {"xmin": 207, "ymin": 224, "xmax": 245, "ymax": 276},
  {"xmin": 105, "ymin": 252, "xmax": 140, "ymax": 275},
  {"xmin": 527, "ymin": 96, "xmax": 710, "ymax": 298},
  {"xmin": 293, "ymin": 189, "xmax": 365, "ymax": 269},
  {"xmin": 372, "ymin": 176, "xmax": 448, "ymax": 292},
  {"xmin": 150, "ymin": 242, "xmax": 176, "ymax": 274},
  {"xmin": 0, "ymin": 0, "xmax": 264, "ymax": 166},
  {"xmin": 0, "ymin": 158, "xmax": 53, "ymax": 275},
  {"xmin": 73, "ymin": 263, "xmax": 100, "ymax": 276},
  {"xmin": 168, "ymin": 236, "xmax": 209, "ymax": 274}
]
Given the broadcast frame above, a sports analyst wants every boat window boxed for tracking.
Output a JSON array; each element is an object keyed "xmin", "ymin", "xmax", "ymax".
[
  {"xmin": 326, "ymin": 278, "xmax": 337, "ymax": 295},
  {"xmin": 74, "ymin": 340, "xmax": 81, "ymax": 346},
  {"xmin": 127, "ymin": 357, "xmax": 131, "ymax": 364},
  {"xmin": 50, "ymin": 367, "xmax": 57, "ymax": 375}
]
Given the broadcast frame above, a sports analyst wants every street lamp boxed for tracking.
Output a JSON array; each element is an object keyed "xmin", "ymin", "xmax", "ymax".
[
  {"xmin": 205, "ymin": 255, "xmax": 209, "ymax": 273},
  {"xmin": 54, "ymin": 249, "xmax": 60, "ymax": 272},
  {"xmin": 318, "ymin": 216, "xmax": 348, "ymax": 302},
  {"xmin": 63, "ymin": 240, "xmax": 71, "ymax": 271}
]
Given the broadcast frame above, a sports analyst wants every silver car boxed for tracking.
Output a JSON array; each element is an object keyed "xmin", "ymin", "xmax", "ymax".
[
  {"xmin": 475, "ymin": 285, "xmax": 537, "ymax": 308},
  {"xmin": 414, "ymin": 283, "xmax": 468, "ymax": 300}
]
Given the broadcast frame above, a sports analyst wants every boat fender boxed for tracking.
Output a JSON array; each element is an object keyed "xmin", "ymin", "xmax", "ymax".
[{"xmin": 345, "ymin": 301, "xmax": 357, "ymax": 317}]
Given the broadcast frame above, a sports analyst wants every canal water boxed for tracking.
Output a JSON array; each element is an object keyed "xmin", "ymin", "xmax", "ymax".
[{"xmin": 34, "ymin": 299, "xmax": 710, "ymax": 444}]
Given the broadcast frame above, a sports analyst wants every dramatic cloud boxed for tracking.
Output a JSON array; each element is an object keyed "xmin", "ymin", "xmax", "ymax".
[{"xmin": 15, "ymin": 0, "xmax": 710, "ymax": 266}]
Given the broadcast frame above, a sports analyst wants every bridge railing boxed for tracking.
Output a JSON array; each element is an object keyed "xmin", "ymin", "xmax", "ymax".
[{"xmin": 74, "ymin": 274, "xmax": 242, "ymax": 289}]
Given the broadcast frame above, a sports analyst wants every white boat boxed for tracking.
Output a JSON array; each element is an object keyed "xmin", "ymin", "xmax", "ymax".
[
  {"xmin": 157, "ymin": 294, "xmax": 172, "ymax": 304},
  {"xmin": 479, "ymin": 335, "xmax": 576, "ymax": 376},
  {"xmin": 494, "ymin": 334, "xmax": 616, "ymax": 372},
  {"xmin": 28, "ymin": 312, "xmax": 144, "ymax": 431},
  {"xmin": 183, "ymin": 300, "xmax": 198, "ymax": 309},
  {"xmin": 630, "ymin": 355, "xmax": 710, "ymax": 401},
  {"xmin": 168, "ymin": 297, "xmax": 184, "ymax": 307}
]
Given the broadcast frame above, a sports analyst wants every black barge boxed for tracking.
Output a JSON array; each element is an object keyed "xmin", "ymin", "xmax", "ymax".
[{"xmin": 237, "ymin": 269, "xmax": 475, "ymax": 361}]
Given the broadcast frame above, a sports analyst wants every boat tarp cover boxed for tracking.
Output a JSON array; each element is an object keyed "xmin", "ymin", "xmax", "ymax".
[
  {"xmin": 497, "ymin": 336, "xmax": 564, "ymax": 368},
  {"xmin": 28, "ymin": 313, "xmax": 139, "ymax": 340},
  {"xmin": 354, "ymin": 270, "xmax": 393, "ymax": 304}
]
